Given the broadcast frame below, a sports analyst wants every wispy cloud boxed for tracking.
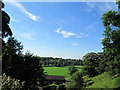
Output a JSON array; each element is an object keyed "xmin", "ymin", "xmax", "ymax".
[
  {"xmin": 55, "ymin": 28, "xmax": 76, "ymax": 38},
  {"xmin": 55, "ymin": 28, "xmax": 88, "ymax": 38},
  {"xmin": 20, "ymin": 32, "xmax": 36, "ymax": 40},
  {"xmin": 86, "ymin": 2, "xmax": 117, "ymax": 14},
  {"xmin": 72, "ymin": 43, "xmax": 79, "ymax": 46},
  {"xmin": 7, "ymin": 0, "xmax": 39, "ymax": 21}
]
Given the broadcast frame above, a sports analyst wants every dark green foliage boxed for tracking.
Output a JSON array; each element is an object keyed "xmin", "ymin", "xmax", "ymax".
[
  {"xmin": 39, "ymin": 57, "xmax": 83, "ymax": 67},
  {"xmin": 83, "ymin": 2, "xmax": 120, "ymax": 76},
  {"xmin": 66, "ymin": 66, "xmax": 84, "ymax": 89},
  {"xmin": 68, "ymin": 66, "xmax": 78, "ymax": 76},
  {"xmin": 101, "ymin": 1, "xmax": 120, "ymax": 75},
  {"xmin": 2, "ymin": 37, "xmax": 23, "ymax": 75},
  {"xmin": 2, "ymin": 2, "xmax": 45, "ymax": 89},
  {"xmin": 83, "ymin": 52, "xmax": 100, "ymax": 77},
  {"xmin": 43, "ymin": 84, "xmax": 58, "ymax": 90},
  {"xmin": 96, "ymin": 53, "xmax": 105, "ymax": 74},
  {"xmin": 1, "ymin": 2, "xmax": 12, "ymax": 38},
  {"xmin": 56, "ymin": 84, "xmax": 66, "ymax": 90},
  {"xmin": 116, "ymin": 1, "xmax": 120, "ymax": 9},
  {"xmin": 16, "ymin": 52, "xmax": 45, "ymax": 89},
  {"xmin": 2, "ymin": 37, "xmax": 45, "ymax": 89},
  {"xmin": 43, "ymin": 85, "xmax": 52, "ymax": 90},
  {"xmin": 66, "ymin": 72, "xmax": 84, "ymax": 89}
]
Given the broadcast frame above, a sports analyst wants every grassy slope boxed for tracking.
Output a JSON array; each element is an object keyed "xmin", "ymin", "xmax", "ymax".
[
  {"xmin": 44, "ymin": 66, "xmax": 120, "ymax": 88},
  {"xmin": 84, "ymin": 72, "xmax": 120, "ymax": 88},
  {"xmin": 43, "ymin": 66, "xmax": 83, "ymax": 80}
]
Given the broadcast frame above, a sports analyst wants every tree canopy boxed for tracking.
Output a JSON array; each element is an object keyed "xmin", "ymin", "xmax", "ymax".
[
  {"xmin": 101, "ymin": 1, "xmax": 120, "ymax": 75},
  {"xmin": 1, "ymin": 2, "xmax": 45, "ymax": 89},
  {"xmin": 1, "ymin": 2, "xmax": 12, "ymax": 38}
]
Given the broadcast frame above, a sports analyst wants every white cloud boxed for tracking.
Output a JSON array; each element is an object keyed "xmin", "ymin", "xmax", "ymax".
[
  {"xmin": 55, "ymin": 28, "xmax": 76, "ymax": 38},
  {"xmin": 20, "ymin": 33, "xmax": 36, "ymax": 40},
  {"xmin": 55, "ymin": 28, "xmax": 88, "ymax": 38},
  {"xmin": 7, "ymin": 0, "xmax": 39, "ymax": 21},
  {"xmin": 72, "ymin": 43, "xmax": 79, "ymax": 46}
]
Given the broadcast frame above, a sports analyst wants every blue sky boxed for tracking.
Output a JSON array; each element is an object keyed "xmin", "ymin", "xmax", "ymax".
[{"xmin": 4, "ymin": 2, "xmax": 117, "ymax": 59}]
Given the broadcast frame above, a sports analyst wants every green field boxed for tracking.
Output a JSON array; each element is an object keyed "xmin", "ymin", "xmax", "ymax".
[{"xmin": 43, "ymin": 66, "xmax": 83, "ymax": 80}]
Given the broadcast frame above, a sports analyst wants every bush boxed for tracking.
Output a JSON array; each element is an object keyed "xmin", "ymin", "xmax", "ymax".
[
  {"xmin": 56, "ymin": 84, "xmax": 66, "ymax": 90},
  {"xmin": 0, "ymin": 73, "xmax": 25, "ymax": 90},
  {"xmin": 66, "ymin": 72, "xmax": 84, "ymax": 90},
  {"xmin": 43, "ymin": 84, "xmax": 58, "ymax": 90}
]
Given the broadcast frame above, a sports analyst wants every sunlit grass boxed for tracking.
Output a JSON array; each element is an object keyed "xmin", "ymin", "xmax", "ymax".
[
  {"xmin": 43, "ymin": 66, "xmax": 83, "ymax": 80},
  {"xmin": 85, "ymin": 72, "xmax": 120, "ymax": 88}
]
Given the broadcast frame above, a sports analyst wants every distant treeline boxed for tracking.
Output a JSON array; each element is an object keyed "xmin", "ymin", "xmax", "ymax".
[{"xmin": 36, "ymin": 57, "xmax": 83, "ymax": 67}]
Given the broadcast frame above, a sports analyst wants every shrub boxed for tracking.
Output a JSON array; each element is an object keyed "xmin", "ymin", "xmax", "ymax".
[
  {"xmin": 43, "ymin": 84, "xmax": 58, "ymax": 90},
  {"xmin": 56, "ymin": 84, "xmax": 66, "ymax": 90},
  {"xmin": 0, "ymin": 73, "xmax": 25, "ymax": 90}
]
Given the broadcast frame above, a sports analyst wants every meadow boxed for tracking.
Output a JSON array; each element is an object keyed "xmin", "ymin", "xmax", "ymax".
[{"xmin": 43, "ymin": 66, "xmax": 83, "ymax": 80}]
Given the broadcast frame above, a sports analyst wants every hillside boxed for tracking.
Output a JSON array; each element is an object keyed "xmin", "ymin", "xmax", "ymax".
[{"xmin": 84, "ymin": 72, "xmax": 120, "ymax": 88}]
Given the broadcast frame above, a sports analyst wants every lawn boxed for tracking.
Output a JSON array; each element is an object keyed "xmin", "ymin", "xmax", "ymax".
[{"xmin": 43, "ymin": 66, "xmax": 83, "ymax": 80}]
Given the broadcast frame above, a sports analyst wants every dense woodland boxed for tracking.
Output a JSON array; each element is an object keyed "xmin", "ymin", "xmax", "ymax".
[
  {"xmin": 0, "ymin": 1, "xmax": 120, "ymax": 89},
  {"xmin": 38, "ymin": 57, "xmax": 83, "ymax": 67}
]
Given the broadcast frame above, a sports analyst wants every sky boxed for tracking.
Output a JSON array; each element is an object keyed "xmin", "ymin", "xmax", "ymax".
[{"xmin": 4, "ymin": 2, "xmax": 118, "ymax": 59}]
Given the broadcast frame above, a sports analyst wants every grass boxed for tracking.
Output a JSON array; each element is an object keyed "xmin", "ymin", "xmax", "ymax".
[
  {"xmin": 84, "ymin": 72, "xmax": 120, "ymax": 88},
  {"xmin": 43, "ymin": 66, "xmax": 83, "ymax": 80},
  {"xmin": 44, "ymin": 66, "xmax": 120, "ymax": 88}
]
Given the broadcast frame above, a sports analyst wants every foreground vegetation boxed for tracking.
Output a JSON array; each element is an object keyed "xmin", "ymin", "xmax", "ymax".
[{"xmin": 0, "ymin": 73, "xmax": 25, "ymax": 89}]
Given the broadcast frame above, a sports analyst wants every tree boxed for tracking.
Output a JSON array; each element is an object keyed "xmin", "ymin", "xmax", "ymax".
[
  {"xmin": 1, "ymin": 2, "xmax": 12, "ymax": 38},
  {"xmin": 1, "ymin": 2, "xmax": 45, "ymax": 89},
  {"xmin": 2, "ymin": 37, "xmax": 45, "ymax": 89},
  {"xmin": 2, "ymin": 37, "xmax": 23, "ymax": 75},
  {"xmin": 83, "ymin": 52, "xmax": 99, "ymax": 77},
  {"xmin": 66, "ymin": 72, "xmax": 84, "ymax": 89},
  {"xmin": 0, "ymin": 1, "xmax": 13, "ymax": 76},
  {"xmin": 101, "ymin": 1, "xmax": 120, "ymax": 75},
  {"xmin": 68, "ymin": 66, "xmax": 78, "ymax": 76},
  {"xmin": 20, "ymin": 52, "xmax": 45, "ymax": 89},
  {"xmin": 96, "ymin": 52, "xmax": 104, "ymax": 74}
]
